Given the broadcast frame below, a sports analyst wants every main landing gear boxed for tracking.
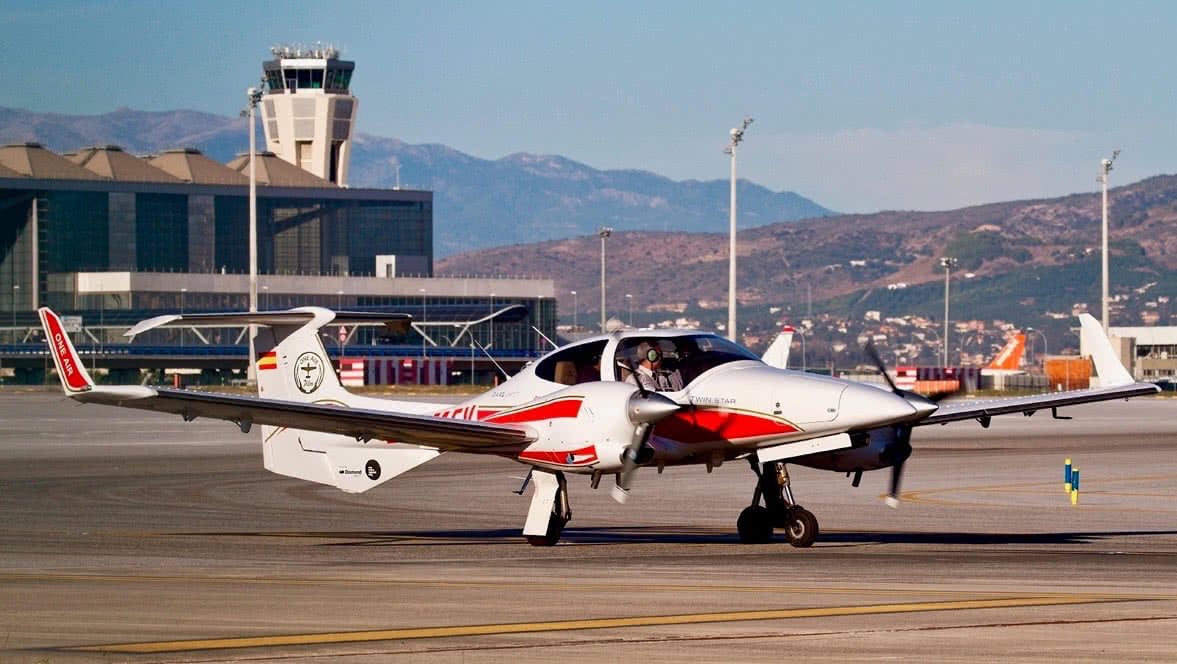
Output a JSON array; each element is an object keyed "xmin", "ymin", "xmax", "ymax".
[
  {"xmin": 523, "ymin": 469, "xmax": 571, "ymax": 546},
  {"xmin": 737, "ymin": 459, "xmax": 819, "ymax": 547}
]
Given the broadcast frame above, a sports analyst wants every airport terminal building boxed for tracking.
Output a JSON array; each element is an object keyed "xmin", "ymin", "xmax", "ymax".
[{"xmin": 0, "ymin": 47, "xmax": 555, "ymax": 384}]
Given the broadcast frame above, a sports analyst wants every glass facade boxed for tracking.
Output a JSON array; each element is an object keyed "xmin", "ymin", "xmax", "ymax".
[
  {"xmin": 1, "ymin": 175, "xmax": 557, "ymax": 365},
  {"xmin": 0, "ymin": 181, "xmax": 434, "ymax": 312}
]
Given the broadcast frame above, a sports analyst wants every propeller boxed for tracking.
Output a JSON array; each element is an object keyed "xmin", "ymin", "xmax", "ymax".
[
  {"xmin": 883, "ymin": 425, "xmax": 913, "ymax": 508},
  {"xmin": 862, "ymin": 342, "xmax": 937, "ymax": 508},
  {"xmin": 611, "ymin": 359, "xmax": 681, "ymax": 504}
]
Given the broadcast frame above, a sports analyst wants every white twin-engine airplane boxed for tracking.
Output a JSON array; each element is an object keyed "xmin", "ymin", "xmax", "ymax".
[{"xmin": 39, "ymin": 307, "xmax": 1157, "ymax": 547}]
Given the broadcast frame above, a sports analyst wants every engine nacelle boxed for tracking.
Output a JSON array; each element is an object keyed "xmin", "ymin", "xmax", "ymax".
[
  {"xmin": 793, "ymin": 426, "xmax": 905, "ymax": 474},
  {"xmin": 513, "ymin": 381, "xmax": 643, "ymax": 474}
]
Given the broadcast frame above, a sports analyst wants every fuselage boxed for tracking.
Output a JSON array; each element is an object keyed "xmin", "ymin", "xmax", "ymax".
[{"xmin": 432, "ymin": 329, "xmax": 929, "ymax": 475}]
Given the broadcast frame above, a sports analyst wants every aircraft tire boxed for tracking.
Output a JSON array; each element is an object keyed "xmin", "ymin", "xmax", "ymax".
[
  {"xmin": 526, "ymin": 512, "xmax": 567, "ymax": 547},
  {"xmin": 784, "ymin": 507, "xmax": 819, "ymax": 548},
  {"xmin": 737, "ymin": 505, "xmax": 774, "ymax": 544}
]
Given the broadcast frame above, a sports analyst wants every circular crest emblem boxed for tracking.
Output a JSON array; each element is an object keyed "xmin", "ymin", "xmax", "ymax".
[
  {"xmin": 365, "ymin": 459, "xmax": 382, "ymax": 480},
  {"xmin": 294, "ymin": 352, "xmax": 325, "ymax": 394}
]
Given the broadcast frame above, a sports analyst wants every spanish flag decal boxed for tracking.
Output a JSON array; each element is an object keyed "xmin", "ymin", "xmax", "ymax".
[{"xmin": 257, "ymin": 351, "xmax": 278, "ymax": 371}]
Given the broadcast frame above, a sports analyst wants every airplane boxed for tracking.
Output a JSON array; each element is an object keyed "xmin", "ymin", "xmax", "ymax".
[
  {"xmin": 37, "ymin": 306, "xmax": 1158, "ymax": 548},
  {"xmin": 981, "ymin": 334, "xmax": 1026, "ymax": 376}
]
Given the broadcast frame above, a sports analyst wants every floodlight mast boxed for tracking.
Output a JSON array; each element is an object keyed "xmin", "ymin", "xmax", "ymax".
[
  {"xmin": 598, "ymin": 227, "xmax": 612, "ymax": 332},
  {"xmin": 1099, "ymin": 148, "xmax": 1120, "ymax": 333},
  {"xmin": 246, "ymin": 85, "xmax": 263, "ymax": 383},
  {"xmin": 939, "ymin": 256, "xmax": 957, "ymax": 367},
  {"xmin": 724, "ymin": 116, "xmax": 753, "ymax": 342}
]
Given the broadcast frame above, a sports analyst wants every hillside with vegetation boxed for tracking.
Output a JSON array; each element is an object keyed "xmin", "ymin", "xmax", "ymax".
[{"xmin": 438, "ymin": 175, "xmax": 1177, "ymax": 356}]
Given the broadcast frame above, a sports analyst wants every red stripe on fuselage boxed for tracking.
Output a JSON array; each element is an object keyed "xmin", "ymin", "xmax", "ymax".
[
  {"xmin": 484, "ymin": 397, "xmax": 582, "ymax": 424},
  {"xmin": 655, "ymin": 408, "xmax": 799, "ymax": 444},
  {"xmin": 518, "ymin": 445, "xmax": 599, "ymax": 466}
]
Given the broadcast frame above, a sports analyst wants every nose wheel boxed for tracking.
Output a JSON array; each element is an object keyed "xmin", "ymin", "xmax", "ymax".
[{"xmin": 737, "ymin": 459, "xmax": 819, "ymax": 547}]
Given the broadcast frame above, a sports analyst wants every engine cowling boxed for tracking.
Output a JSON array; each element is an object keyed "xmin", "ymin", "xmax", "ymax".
[{"xmin": 513, "ymin": 381, "xmax": 647, "ymax": 474}]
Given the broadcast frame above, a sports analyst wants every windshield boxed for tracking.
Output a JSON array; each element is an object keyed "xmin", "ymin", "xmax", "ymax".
[{"xmin": 615, "ymin": 334, "xmax": 760, "ymax": 387}]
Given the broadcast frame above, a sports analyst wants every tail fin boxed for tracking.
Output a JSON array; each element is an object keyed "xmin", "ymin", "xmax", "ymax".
[
  {"xmin": 762, "ymin": 326, "xmax": 795, "ymax": 369},
  {"xmin": 38, "ymin": 308, "xmax": 96, "ymax": 394},
  {"xmin": 987, "ymin": 334, "xmax": 1025, "ymax": 370},
  {"xmin": 1079, "ymin": 314, "xmax": 1133, "ymax": 387},
  {"xmin": 252, "ymin": 308, "xmax": 353, "ymax": 403}
]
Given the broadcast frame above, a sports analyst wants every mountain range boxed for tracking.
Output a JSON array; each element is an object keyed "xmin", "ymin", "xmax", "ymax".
[
  {"xmin": 4, "ymin": 106, "xmax": 1174, "ymax": 348},
  {"xmin": 0, "ymin": 106, "xmax": 833, "ymax": 257}
]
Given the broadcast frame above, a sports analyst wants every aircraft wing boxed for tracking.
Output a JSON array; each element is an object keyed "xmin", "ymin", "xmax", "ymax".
[
  {"xmin": 65, "ymin": 386, "xmax": 537, "ymax": 452},
  {"xmin": 916, "ymin": 381, "xmax": 1159, "ymax": 426},
  {"xmin": 917, "ymin": 313, "xmax": 1159, "ymax": 426}
]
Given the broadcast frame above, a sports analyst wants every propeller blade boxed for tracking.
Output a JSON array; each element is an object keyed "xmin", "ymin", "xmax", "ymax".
[
  {"xmin": 863, "ymin": 341, "xmax": 900, "ymax": 394},
  {"xmin": 885, "ymin": 461, "xmax": 905, "ymax": 509},
  {"xmin": 884, "ymin": 425, "xmax": 913, "ymax": 508},
  {"xmin": 612, "ymin": 389, "xmax": 681, "ymax": 504}
]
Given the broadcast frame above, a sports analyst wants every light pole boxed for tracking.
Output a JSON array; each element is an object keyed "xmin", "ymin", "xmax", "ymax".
[
  {"xmin": 335, "ymin": 289, "xmax": 344, "ymax": 358},
  {"xmin": 570, "ymin": 290, "xmax": 578, "ymax": 332},
  {"xmin": 922, "ymin": 327, "xmax": 940, "ymax": 366},
  {"xmin": 245, "ymin": 85, "xmax": 263, "ymax": 384},
  {"xmin": 799, "ymin": 327, "xmax": 806, "ymax": 372},
  {"xmin": 180, "ymin": 287, "xmax": 187, "ymax": 347},
  {"xmin": 724, "ymin": 116, "xmax": 753, "ymax": 342},
  {"xmin": 261, "ymin": 285, "xmax": 268, "ymax": 311},
  {"xmin": 939, "ymin": 256, "xmax": 957, "ymax": 367},
  {"xmin": 625, "ymin": 293, "xmax": 633, "ymax": 327},
  {"xmin": 1026, "ymin": 326, "xmax": 1048, "ymax": 369},
  {"xmin": 1099, "ymin": 149, "xmax": 1120, "ymax": 332},
  {"xmin": 489, "ymin": 292, "xmax": 495, "ymax": 349},
  {"xmin": 598, "ymin": 227, "xmax": 612, "ymax": 332},
  {"xmin": 419, "ymin": 288, "xmax": 427, "ymax": 362},
  {"xmin": 11, "ymin": 284, "xmax": 19, "ymax": 344}
]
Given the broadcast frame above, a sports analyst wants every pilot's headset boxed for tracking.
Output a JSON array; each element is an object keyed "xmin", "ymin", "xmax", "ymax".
[{"xmin": 641, "ymin": 342, "xmax": 662, "ymax": 364}]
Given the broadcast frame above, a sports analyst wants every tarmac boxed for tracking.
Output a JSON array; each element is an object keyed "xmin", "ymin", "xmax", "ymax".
[{"xmin": 1, "ymin": 391, "xmax": 1175, "ymax": 662}]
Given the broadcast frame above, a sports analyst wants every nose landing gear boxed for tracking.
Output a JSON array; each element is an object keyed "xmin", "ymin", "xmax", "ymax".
[{"xmin": 737, "ymin": 458, "xmax": 819, "ymax": 547}]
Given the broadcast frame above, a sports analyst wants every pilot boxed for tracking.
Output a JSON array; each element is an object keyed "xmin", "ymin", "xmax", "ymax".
[{"xmin": 627, "ymin": 341, "xmax": 683, "ymax": 392}]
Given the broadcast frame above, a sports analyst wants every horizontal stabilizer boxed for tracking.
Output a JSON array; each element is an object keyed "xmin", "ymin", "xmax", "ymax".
[{"xmin": 126, "ymin": 307, "xmax": 412, "ymax": 337}]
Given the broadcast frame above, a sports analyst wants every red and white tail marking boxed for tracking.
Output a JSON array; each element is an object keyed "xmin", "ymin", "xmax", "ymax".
[
  {"xmin": 38, "ymin": 307, "xmax": 94, "ymax": 393},
  {"xmin": 987, "ymin": 334, "xmax": 1025, "ymax": 370}
]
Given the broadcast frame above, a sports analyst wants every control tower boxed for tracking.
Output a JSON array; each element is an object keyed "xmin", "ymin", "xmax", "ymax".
[{"xmin": 259, "ymin": 44, "xmax": 358, "ymax": 186}]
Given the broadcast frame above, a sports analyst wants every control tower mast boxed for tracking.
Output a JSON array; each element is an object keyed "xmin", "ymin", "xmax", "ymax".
[{"xmin": 260, "ymin": 44, "xmax": 358, "ymax": 186}]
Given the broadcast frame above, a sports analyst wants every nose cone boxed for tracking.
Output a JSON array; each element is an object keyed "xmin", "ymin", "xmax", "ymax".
[
  {"xmin": 627, "ymin": 391, "xmax": 681, "ymax": 426},
  {"xmin": 837, "ymin": 383, "xmax": 936, "ymax": 429}
]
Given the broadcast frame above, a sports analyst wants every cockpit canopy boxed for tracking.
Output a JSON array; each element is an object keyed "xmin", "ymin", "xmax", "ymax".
[{"xmin": 532, "ymin": 333, "xmax": 760, "ymax": 389}]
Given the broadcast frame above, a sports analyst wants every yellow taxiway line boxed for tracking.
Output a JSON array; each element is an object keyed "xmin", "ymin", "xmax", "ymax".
[{"xmin": 72, "ymin": 595, "xmax": 1116, "ymax": 654}]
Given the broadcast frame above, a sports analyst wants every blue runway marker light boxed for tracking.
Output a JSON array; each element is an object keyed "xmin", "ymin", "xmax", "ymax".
[
  {"xmin": 1064, "ymin": 458, "xmax": 1072, "ymax": 492},
  {"xmin": 1071, "ymin": 468, "xmax": 1080, "ymax": 505}
]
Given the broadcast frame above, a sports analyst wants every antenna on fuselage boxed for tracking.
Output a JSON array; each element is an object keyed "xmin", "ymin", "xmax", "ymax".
[
  {"xmin": 531, "ymin": 325, "xmax": 558, "ymax": 349},
  {"xmin": 474, "ymin": 340, "xmax": 510, "ymax": 381}
]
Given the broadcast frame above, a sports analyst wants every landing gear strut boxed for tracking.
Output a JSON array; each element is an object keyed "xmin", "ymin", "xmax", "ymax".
[
  {"xmin": 523, "ymin": 469, "xmax": 571, "ymax": 546},
  {"xmin": 737, "ymin": 459, "xmax": 819, "ymax": 547}
]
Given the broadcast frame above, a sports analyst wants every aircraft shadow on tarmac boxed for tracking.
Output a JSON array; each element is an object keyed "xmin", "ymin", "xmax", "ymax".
[{"xmin": 314, "ymin": 528, "xmax": 1177, "ymax": 547}]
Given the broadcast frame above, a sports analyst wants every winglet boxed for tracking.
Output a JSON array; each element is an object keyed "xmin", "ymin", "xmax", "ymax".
[
  {"xmin": 1078, "ymin": 314, "xmax": 1133, "ymax": 387},
  {"xmin": 37, "ymin": 307, "xmax": 95, "ymax": 394}
]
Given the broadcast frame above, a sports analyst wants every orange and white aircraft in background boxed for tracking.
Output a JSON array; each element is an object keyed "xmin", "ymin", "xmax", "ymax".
[
  {"xmin": 38, "ymin": 307, "xmax": 1157, "ymax": 547},
  {"xmin": 982, "ymin": 334, "xmax": 1026, "ymax": 376}
]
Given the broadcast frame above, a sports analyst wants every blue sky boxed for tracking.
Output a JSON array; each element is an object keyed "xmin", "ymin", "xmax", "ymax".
[{"xmin": 4, "ymin": 1, "xmax": 1174, "ymax": 213}]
